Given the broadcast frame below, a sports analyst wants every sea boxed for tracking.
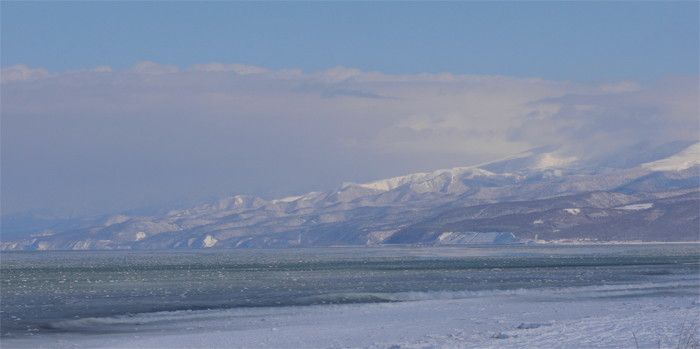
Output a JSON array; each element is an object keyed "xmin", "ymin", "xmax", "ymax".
[{"xmin": 1, "ymin": 244, "xmax": 698, "ymax": 346}]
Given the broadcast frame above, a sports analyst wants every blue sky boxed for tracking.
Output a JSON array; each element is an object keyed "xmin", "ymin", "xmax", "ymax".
[
  {"xmin": 3, "ymin": 2, "xmax": 698, "ymax": 81},
  {"xmin": 1, "ymin": 2, "xmax": 699, "ymax": 219}
]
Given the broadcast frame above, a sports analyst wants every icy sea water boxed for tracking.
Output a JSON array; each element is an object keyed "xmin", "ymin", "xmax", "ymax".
[{"xmin": 1, "ymin": 244, "xmax": 698, "ymax": 342}]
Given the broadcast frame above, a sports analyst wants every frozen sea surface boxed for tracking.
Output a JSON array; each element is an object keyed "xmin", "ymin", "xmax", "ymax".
[{"xmin": 1, "ymin": 244, "xmax": 698, "ymax": 348}]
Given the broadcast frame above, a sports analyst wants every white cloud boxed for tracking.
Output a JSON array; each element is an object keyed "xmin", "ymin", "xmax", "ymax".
[
  {"xmin": 509, "ymin": 75, "xmax": 699, "ymax": 159},
  {"xmin": 64, "ymin": 65, "xmax": 114, "ymax": 74},
  {"xmin": 93, "ymin": 65, "xmax": 114, "ymax": 73},
  {"xmin": 2, "ymin": 63, "xmax": 697, "ymax": 216},
  {"xmin": 128, "ymin": 61, "xmax": 179, "ymax": 74},
  {"xmin": 1, "ymin": 64, "xmax": 59, "ymax": 83},
  {"xmin": 598, "ymin": 80, "xmax": 642, "ymax": 93},
  {"xmin": 186, "ymin": 62, "xmax": 268, "ymax": 75}
]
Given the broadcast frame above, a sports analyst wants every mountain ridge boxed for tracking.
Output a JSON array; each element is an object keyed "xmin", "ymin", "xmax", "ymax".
[{"xmin": 3, "ymin": 141, "xmax": 698, "ymax": 250}]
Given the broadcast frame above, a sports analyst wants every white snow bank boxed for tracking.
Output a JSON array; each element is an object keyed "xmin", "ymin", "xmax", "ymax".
[
  {"xmin": 564, "ymin": 208, "xmax": 581, "ymax": 215},
  {"xmin": 270, "ymin": 191, "xmax": 323, "ymax": 204},
  {"xmin": 270, "ymin": 195, "xmax": 304, "ymax": 203},
  {"xmin": 359, "ymin": 167, "xmax": 496, "ymax": 191},
  {"xmin": 642, "ymin": 142, "xmax": 700, "ymax": 171},
  {"xmin": 202, "ymin": 235, "xmax": 217, "ymax": 247},
  {"xmin": 617, "ymin": 203, "xmax": 653, "ymax": 210}
]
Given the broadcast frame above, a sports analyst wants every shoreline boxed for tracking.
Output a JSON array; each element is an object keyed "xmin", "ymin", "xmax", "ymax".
[
  {"xmin": 3, "ymin": 288, "xmax": 697, "ymax": 349},
  {"xmin": 2, "ymin": 241, "xmax": 699, "ymax": 252}
]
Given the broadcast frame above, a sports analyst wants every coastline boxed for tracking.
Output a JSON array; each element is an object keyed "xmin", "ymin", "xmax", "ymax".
[{"xmin": 4, "ymin": 288, "xmax": 696, "ymax": 349}]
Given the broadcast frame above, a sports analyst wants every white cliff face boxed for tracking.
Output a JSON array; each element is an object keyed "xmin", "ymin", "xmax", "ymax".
[
  {"xmin": 2, "ymin": 141, "xmax": 698, "ymax": 250},
  {"xmin": 202, "ymin": 235, "xmax": 218, "ymax": 248}
]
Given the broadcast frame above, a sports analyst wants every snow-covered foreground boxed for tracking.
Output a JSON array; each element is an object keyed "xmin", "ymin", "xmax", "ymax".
[{"xmin": 6, "ymin": 291, "xmax": 697, "ymax": 349}]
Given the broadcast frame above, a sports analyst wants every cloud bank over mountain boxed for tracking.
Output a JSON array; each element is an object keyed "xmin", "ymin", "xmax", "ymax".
[{"xmin": 2, "ymin": 62, "xmax": 697, "ymax": 217}]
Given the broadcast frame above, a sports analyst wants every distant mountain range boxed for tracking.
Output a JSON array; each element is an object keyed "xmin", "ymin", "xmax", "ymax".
[{"xmin": 3, "ymin": 141, "xmax": 698, "ymax": 250}]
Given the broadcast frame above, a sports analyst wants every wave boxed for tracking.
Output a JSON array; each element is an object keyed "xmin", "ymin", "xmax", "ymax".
[{"xmin": 308, "ymin": 279, "xmax": 699, "ymax": 303}]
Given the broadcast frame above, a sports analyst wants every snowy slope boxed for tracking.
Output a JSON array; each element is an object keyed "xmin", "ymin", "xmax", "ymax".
[{"xmin": 642, "ymin": 142, "xmax": 700, "ymax": 171}]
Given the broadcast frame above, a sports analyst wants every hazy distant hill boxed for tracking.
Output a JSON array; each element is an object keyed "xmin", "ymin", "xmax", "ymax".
[{"xmin": 3, "ymin": 141, "xmax": 698, "ymax": 250}]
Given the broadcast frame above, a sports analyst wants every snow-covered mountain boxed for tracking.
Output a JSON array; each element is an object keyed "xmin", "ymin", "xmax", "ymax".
[{"xmin": 3, "ymin": 141, "xmax": 698, "ymax": 250}]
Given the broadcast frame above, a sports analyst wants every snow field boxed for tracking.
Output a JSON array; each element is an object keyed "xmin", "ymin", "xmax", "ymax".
[{"xmin": 5, "ymin": 292, "xmax": 696, "ymax": 349}]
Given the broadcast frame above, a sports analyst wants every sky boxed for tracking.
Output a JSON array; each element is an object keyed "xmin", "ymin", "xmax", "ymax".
[{"xmin": 2, "ymin": 2, "xmax": 699, "ymax": 218}]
